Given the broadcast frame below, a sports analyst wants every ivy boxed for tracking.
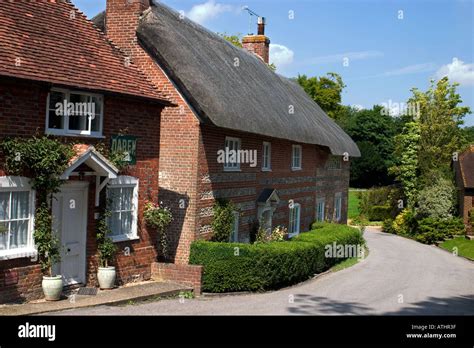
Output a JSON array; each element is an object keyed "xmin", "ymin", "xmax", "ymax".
[
  {"xmin": 144, "ymin": 201, "xmax": 173, "ymax": 260},
  {"xmin": 1, "ymin": 136, "xmax": 74, "ymax": 276},
  {"xmin": 1, "ymin": 136, "xmax": 74, "ymax": 201}
]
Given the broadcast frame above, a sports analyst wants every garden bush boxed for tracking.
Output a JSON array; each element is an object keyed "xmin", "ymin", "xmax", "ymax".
[
  {"xmin": 416, "ymin": 177, "xmax": 456, "ymax": 219},
  {"xmin": 383, "ymin": 211, "xmax": 465, "ymax": 244},
  {"xmin": 368, "ymin": 205, "xmax": 391, "ymax": 221},
  {"xmin": 190, "ymin": 223, "xmax": 364, "ymax": 293}
]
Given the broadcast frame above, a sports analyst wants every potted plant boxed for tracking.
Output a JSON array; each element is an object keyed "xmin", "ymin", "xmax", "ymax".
[
  {"xmin": 96, "ymin": 209, "xmax": 118, "ymax": 289},
  {"xmin": 34, "ymin": 203, "xmax": 63, "ymax": 301}
]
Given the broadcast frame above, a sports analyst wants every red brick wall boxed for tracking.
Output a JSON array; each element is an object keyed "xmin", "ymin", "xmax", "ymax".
[
  {"xmin": 151, "ymin": 262, "xmax": 202, "ymax": 295},
  {"xmin": 105, "ymin": 0, "xmax": 201, "ymax": 265},
  {"xmin": 0, "ymin": 77, "xmax": 164, "ymax": 303},
  {"xmin": 197, "ymin": 125, "xmax": 350, "ymax": 241}
]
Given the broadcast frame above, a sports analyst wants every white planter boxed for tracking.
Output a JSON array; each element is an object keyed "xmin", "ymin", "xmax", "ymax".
[
  {"xmin": 98, "ymin": 267, "xmax": 116, "ymax": 289},
  {"xmin": 42, "ymin": 275, "xmax": 63, "ymax": 301}
]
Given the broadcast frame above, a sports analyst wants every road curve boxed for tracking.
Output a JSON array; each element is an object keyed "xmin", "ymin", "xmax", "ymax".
[{"xmin": 49, "ymin": 228, "xmax": 474, "ymax": 315}]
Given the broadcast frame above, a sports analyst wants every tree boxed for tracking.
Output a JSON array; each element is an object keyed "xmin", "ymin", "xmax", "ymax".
[
  {"xmin": 390, "ymin": 120, "xmax": 421, "ymax": 208},
  {"xmin": 218, "ymin": 33, "xmax": 243, "ymax": 48},
  {"xmin": 462, "ymin": 126, "xmax": 474, "ymax": 144},
  {"xmin": 296, "ymin": 73, "xmax": 346, "ymax": 120},
  {"xmin": 408, "ymin": 77, "xmax": 470, "ymax": 182},
  {"xmin": 344, "ymin": 105, "xmax": 397, "ymax": 187}
]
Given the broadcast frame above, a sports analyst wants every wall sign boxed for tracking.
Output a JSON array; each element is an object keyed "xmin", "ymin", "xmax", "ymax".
[{"xmin": 111, "ymin": 135, "xmax": 137, "ymax": 165}]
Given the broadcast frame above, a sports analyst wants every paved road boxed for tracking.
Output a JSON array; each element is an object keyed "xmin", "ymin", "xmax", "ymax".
[{"xmin": 49, "ymin": 229, "xmax": 474, "ymax": 315}]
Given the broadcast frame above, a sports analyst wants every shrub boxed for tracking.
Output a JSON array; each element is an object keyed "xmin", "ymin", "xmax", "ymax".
[
  {"xmin": 190, "ymin": 223, "xmax": 364, "ymax": 292},
  {"xmin": 391, "ymin": 208, "xmax": 418, "ymax": 235},
  {"xmin": 415, "ymin": 217, "xmax": 465, "ymax": 244},
  {"xmin": 211, "ymin": 199, "xmax": 236, "ymax": 242},
  {"xmin": 255, "ymin": 225, "xmax": 288, "ymax": 243},
  {"xmin": 382, "ymin": 219, "xmax": 395, "ymax": 234},
  {"xmin": 416, "ymin": 177, "xmax": 456, "ymax": 219},
  {"xmin": 310, "ymin": 221, "xmax": 326, "ymax": 230},
  {"xmin": 368, "ymin": 205, "xmax": 391, "ymax": 221}
]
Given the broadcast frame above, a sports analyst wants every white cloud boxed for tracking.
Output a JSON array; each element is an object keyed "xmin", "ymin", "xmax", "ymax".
[
  {"xmin": 436, "ymin": 58, "xmax": 474, "ymax": 86},
  {"xmin": 302, "ymin": 50, "xmax": 383, "ymax": 65},
  {"xmin": 186, "ymin": 0, "xmax": 234, "ymax": 24},
  {"xmin": 270, "ymin": 44, "xmax": 294, "ymax": 68}
]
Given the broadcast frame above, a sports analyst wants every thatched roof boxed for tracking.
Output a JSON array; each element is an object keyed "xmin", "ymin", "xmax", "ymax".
[{"xmin": 96, "ymin": 2, "xmax": 360, "ymax": 156}]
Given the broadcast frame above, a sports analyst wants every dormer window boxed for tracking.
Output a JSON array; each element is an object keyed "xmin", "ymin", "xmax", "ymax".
[{"xmin": 46, "ymin": 88, "xmax": 103, "ymax": 137}]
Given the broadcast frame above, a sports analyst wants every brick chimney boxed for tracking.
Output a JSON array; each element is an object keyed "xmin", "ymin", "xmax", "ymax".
[
  {"xmin": 242, "ymin": 17, "xmax": 270, "ymax": 64},
  {"xmin": 105, "ymin": 0, "xmax": 150, "ymax": 57}
]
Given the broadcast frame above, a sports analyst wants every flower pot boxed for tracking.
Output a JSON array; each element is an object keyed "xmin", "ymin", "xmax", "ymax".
[
  {"xmin": 97, "ymin": 266, "xmax": 116, "ymax": 289},
  {"xmin": 42, "ymin": 275, "xmax": 63, "ymax": 301}
]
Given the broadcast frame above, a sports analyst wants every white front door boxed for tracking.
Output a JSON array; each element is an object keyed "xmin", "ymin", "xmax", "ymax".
[{"xmin": 52, "ymin": 182, "xmax": 88, "ymax": 286}]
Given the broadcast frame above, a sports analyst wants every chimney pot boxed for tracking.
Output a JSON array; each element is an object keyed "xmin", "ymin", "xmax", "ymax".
[{"xmin": 257, "ymin": 17, "xmax": 265, "ymax": 35}]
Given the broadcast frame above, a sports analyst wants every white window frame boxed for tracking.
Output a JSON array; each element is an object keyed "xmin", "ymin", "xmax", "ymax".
[
  {"xmin": 292, "ymin": 145, "xmax": 302, "ymax": 170},
  {"xmin": 45, "ymin": 87, "xmax": 104, "ymax": 138},
  {"xmin": 334, "ymin": 192, "xmax": 342, "ymax": 222},
  {"xmin": 316, "ymin": 197, "xmax": 325, "ymax": 222},
  {"xmin": 288, "ymin": 203, "xmax": 301, "ymax": 237},
  {"xmin": 106, "ymin": 176, "xmax": 139, "ymax": 243},
  {"xmin": 262, "ymin": 142, "xmax": 271, "ymax": 171},
  {"xmin": 230, "ymin": 211, "xmax": 240, "ymax": 242},
  {"xmin": 0, "ymin": 176, "xmax": 36, "ymax": 260},
  {"xmin": 223, "ymin": 136, "xmax": 241, "ymax": 172}
]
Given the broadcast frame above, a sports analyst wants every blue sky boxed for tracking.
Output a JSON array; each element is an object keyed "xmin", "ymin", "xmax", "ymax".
[{"xmin": 73, "ymin": 0, "xmax": 474, "ymax": 125}]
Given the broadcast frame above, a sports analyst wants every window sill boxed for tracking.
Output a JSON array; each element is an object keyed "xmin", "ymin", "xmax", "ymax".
[
  {"xmin": 291, "ymin": 167, "xmax": 302, "ymax": 171},
  {"xmin": 45, "ymin": 130, "xmax": 105, "ymax": 139},
  {"xmin": 223, "ymin": 168, "xmax": 241, "ymax": 172},
  {"xmin": 0, "ymin": 248, "xmax": 37, "ymax": 260},
  {"xmin": 261, "ymin": 168, "xmax": 272, "ymax": 172},
  {"xmin": 110, "ymin": 235, "xmax": 140, "ymax": 243}
]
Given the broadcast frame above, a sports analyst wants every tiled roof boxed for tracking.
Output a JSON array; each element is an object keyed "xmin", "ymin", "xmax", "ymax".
[
  {"xmin": 459, "ymin": 145, "xmax": 474, "ymax": 188},
  {"xmin": 0, "ymin": 0, "xmax": 170, "ymax": 103}
]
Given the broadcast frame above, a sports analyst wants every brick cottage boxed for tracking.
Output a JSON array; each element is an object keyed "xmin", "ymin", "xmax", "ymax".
[
  {"xmin": 454, "ymin": 145, "xmax": 474, "ymax": 236},
  {"xmin": 0, "ymin": 0, "xmax": 359, "ymax": 303}
]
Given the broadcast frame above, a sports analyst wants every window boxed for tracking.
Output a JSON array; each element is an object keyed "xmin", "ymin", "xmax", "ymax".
[
  {"xmin": 230, "ymin": 211, "xmax": 240, "ymax": 242},
  {"xmin": 316, "ymin": 198, "xmax": 325, "ymax": 222},
  {"xmin": 327, "ymin": 156, "xmax": 342, "ymax": 170},
  {"xmin": 334, "ymin": 193, "xmax": 342, "ymax": 222},
  {"xmin": 262, "ymin": 142, "xmax": 271, "ymax": 171},
  {"xmin": 0, "ymin": 177, "xmax": 35, "ymax": 259},
  {"xmin": 46, "ymin": 88, "xmax": 103, "ymax": 137},
  {"xmin": 107, "ymin": 176, "xmax": 139, "ymax": 242},
  {"xmin": 292, "ymin": 145, "xmax": 302, "ymax": 170},
  {"xmin": 223, "ymin": 137, "xmax": 241, "ymax": 171},
  {"xmin": 288, "ymin": 203, "xmax": 301, "ymax": 237}
]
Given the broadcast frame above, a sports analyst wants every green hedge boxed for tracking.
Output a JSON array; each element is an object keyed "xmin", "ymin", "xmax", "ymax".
[
  {"xmin": 368, "ymin": 205, "xmax": 391, "ymax": 221},
  {"xmin": 189, "ymin": 223, "xmax": 364, "ymax": 293}
]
